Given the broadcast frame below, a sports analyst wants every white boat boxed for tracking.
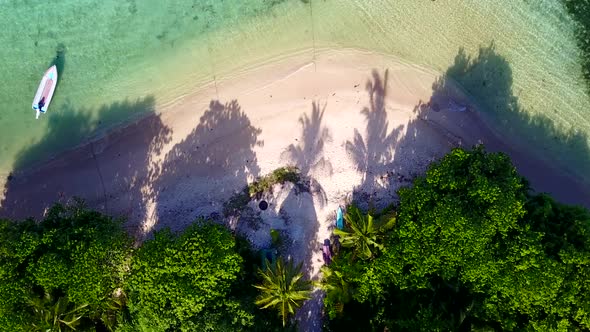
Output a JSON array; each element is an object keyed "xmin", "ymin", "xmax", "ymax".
[{"xmin": 32, "ymin": 65, "xmax": 58, "ymax": 119}]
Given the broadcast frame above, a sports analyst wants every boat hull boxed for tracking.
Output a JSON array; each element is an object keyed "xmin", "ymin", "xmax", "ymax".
[{"xmin": 32, "ymin": 65, "xmax": 58, "ymax": 119}]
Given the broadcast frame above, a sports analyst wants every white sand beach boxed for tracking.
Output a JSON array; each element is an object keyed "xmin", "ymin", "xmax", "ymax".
[{"xmin": 1, "ymin": 48, "xmax": 589, "ymax": 330}]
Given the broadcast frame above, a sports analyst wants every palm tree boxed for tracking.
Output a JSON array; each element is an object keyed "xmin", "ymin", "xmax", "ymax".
[
  {"xmin": 254, "ymin": 257, "xmax": 312, "ymax": 327},
  {"xmin": 334, "ymin": 204, "xmax": 396, "ymax": 260},
  {"xmin": 28, "ymin": 292, "xmax": 88, "ymax": 332},
  {"xmin": 92, "ymin": 296, "xmax": 125, "ymax": 332},
  {"xmin": 318, "ymin": 262, "xmax": 355, "ymax": 319}
]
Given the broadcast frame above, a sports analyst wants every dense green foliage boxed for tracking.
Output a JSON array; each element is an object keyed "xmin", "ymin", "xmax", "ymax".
[
  {"xmin": 0, "ymin": 204, "xmax": 289, "ymax": 331},
  {"xmin": 0, "ymin": 201, "xmax": 131, "ymax": 331},
  {"xmin": 254, "ymin": 257, "xmax": 312, "ymax": 327},
  {"xmin": 3, "ymin": 149, "xmax": 589, "ymax": 331},
  {"xmin": 319, "ymin": 256, "xmax": 357, "ymax": 320},
  {"xmin": 122, "ymin": 222, "xmax": 255, "ymax": 331},
  {"xmin": 320, "ymin": 204, "xmax": 395, "ymax": 321},
  {"xmin": 248, "ymin": 166, "xmax": 301, "ymax": 197},
  {"xmin": 324, "ymin": 147, "xmax": 590, "ymax": 331}
]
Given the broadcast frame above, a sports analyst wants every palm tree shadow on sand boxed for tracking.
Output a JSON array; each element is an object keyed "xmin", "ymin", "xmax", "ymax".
[
  {"xmin": 280, "ymin": 101, "xmax": 332, "ymax": 261},
  {"xmin": 412, "ymin": 43, "xmax": 590, "ymax": 207},
  {"xmin": 147, "ymin": 99, "xmax": 263, "ymax": 234},
  {"xmin": 345, "ymin": 69, "xmax": 405, "ymax": 210},
  {"xmin": 343, "ymin": 44, "xmax": 590, "ymax": 213},
  {"xmin": 282, "ymin": 101, "xmax": 333, "ymax": 177},
  {"xmin": 247, "ymin": 101, "xmax": 333, "ymax": 272},
  {"xmin": 0, "ymin": 96, "xmax": 174, "ymax": 228},
  {"xmin": 276, "ymin": 100, "xmax": 333, "ymax": 331},
  {"xmin": 335, "ymin": 43, "xmax": 590, "ymax": 332},
  {"xmin": 0, "ymin": 96, "xmax": 265, "ymax": 239}
]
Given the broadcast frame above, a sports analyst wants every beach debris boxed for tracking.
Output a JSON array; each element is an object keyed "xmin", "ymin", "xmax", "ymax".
[{"xmin": 259, "ymin": 200, "xmax": 268, "ymax": 211}]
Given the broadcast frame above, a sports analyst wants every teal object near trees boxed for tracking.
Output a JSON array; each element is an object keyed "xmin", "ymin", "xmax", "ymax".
[{"xmin": 336, "ymin": 206, "xmax": 344, "ymax": 230}]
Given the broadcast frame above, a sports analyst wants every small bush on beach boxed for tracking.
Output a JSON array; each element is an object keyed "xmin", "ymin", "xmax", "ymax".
[
  {"xmin": 224, "ymin": 166, "xmax": 301, "ymax": 217},
  {"xmin": 248, "ymin": 166, "xmax": 300, "ymax": 196}
]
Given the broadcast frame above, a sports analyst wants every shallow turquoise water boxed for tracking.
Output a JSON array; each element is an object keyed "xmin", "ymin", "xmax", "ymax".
[
  {"xmin": 1, "ymin": 0, "xmax": 589, "ymax": 182},
  {"xmin": 0, "ymin": 0, "xmax": 305, "ymax": 171}
]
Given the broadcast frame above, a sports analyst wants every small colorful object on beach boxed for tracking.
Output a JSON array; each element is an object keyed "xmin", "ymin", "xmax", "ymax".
[
  {"xmin": 336, "ymin": 206, "xmax": 344, "ymax": 230},
  {"xmin": 322, "ymin": 239, "xmax": 332, "ymax": 265}
]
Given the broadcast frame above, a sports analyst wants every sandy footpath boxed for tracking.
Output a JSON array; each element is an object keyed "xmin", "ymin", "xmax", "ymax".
[{"xmin": 1, "ymin": 48, "xmax": 589, "ymax": 331}]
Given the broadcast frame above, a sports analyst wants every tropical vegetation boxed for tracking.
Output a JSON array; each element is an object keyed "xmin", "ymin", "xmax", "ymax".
[
  {"xmin": 120, "ymin": 221, "xmax": 253, "ymax": 331},
  {"xmin": 334, "ymin": 204, "xmax": 395, "ymax": 260},
  {"xmin": 0, "ymin": 200, "xmax": 131, "ymax": 331},
  {"xmin": 322, "ymin": 147, "xmax": 590, "ymax": 331},
  {"xmin": 254, "ymin": 258, "xmax": 312, "ymax": 327},
  {"xmin": 0, "ymin": 205, "xmax": 289, "ymax": 331},
  {"xmin": 1, "ymin": 147, "xmax": 589, "ymax": 331}
]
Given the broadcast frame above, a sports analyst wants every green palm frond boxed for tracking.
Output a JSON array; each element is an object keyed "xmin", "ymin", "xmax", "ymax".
[
  {"xmin": 335, "ymin": 204, "xmax": 396, "ymax": 260},
  {"xmin": 319, "ymin": 263, "xmax": 355, "ymax": 318},
  {"xmin": 96, "ymin": 296, "xmax": 125, "ymax": 331},
  {"xmin": 28, "ymin": 292, "xmax": 88, "ymax": 332},
  {"xmin": 254, "ymin": 257, "xmax": 312, "ymax": 327},
  {"xmin": 379, "ymin": 211, "xmax": 397, "ymax": 232}
]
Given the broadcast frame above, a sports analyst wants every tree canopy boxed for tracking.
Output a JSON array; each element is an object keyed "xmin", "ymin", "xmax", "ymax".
[
  {"xmin": 334, "ymin": 205, "xmax": 396, "ymax": 260},
  {"xmin": 325, "ymin": 147, "xmax": 590, "ymax": 331},
  {"xmin": 254, "ymin": 257, "xmax": 312, "ymax": 327},
  {"xmin": 0, "ymin": 203, "xmax": 289, "ymax": 331},
  {"xmin": 0, "ymin": 200, "xmax": 131, "ymax": 331},
  {"xmin": 122, "ymin": 222, "xmax": 255, "ymax": 331},
  {"xmin": 2, "ymin": 148, "xmax": 589, "ymax": 331}
]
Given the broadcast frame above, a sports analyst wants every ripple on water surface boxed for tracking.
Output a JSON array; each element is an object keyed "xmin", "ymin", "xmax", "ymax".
[{"xmin": 0, "ymin": 0, "xmax": 588, "ymax": 184}]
